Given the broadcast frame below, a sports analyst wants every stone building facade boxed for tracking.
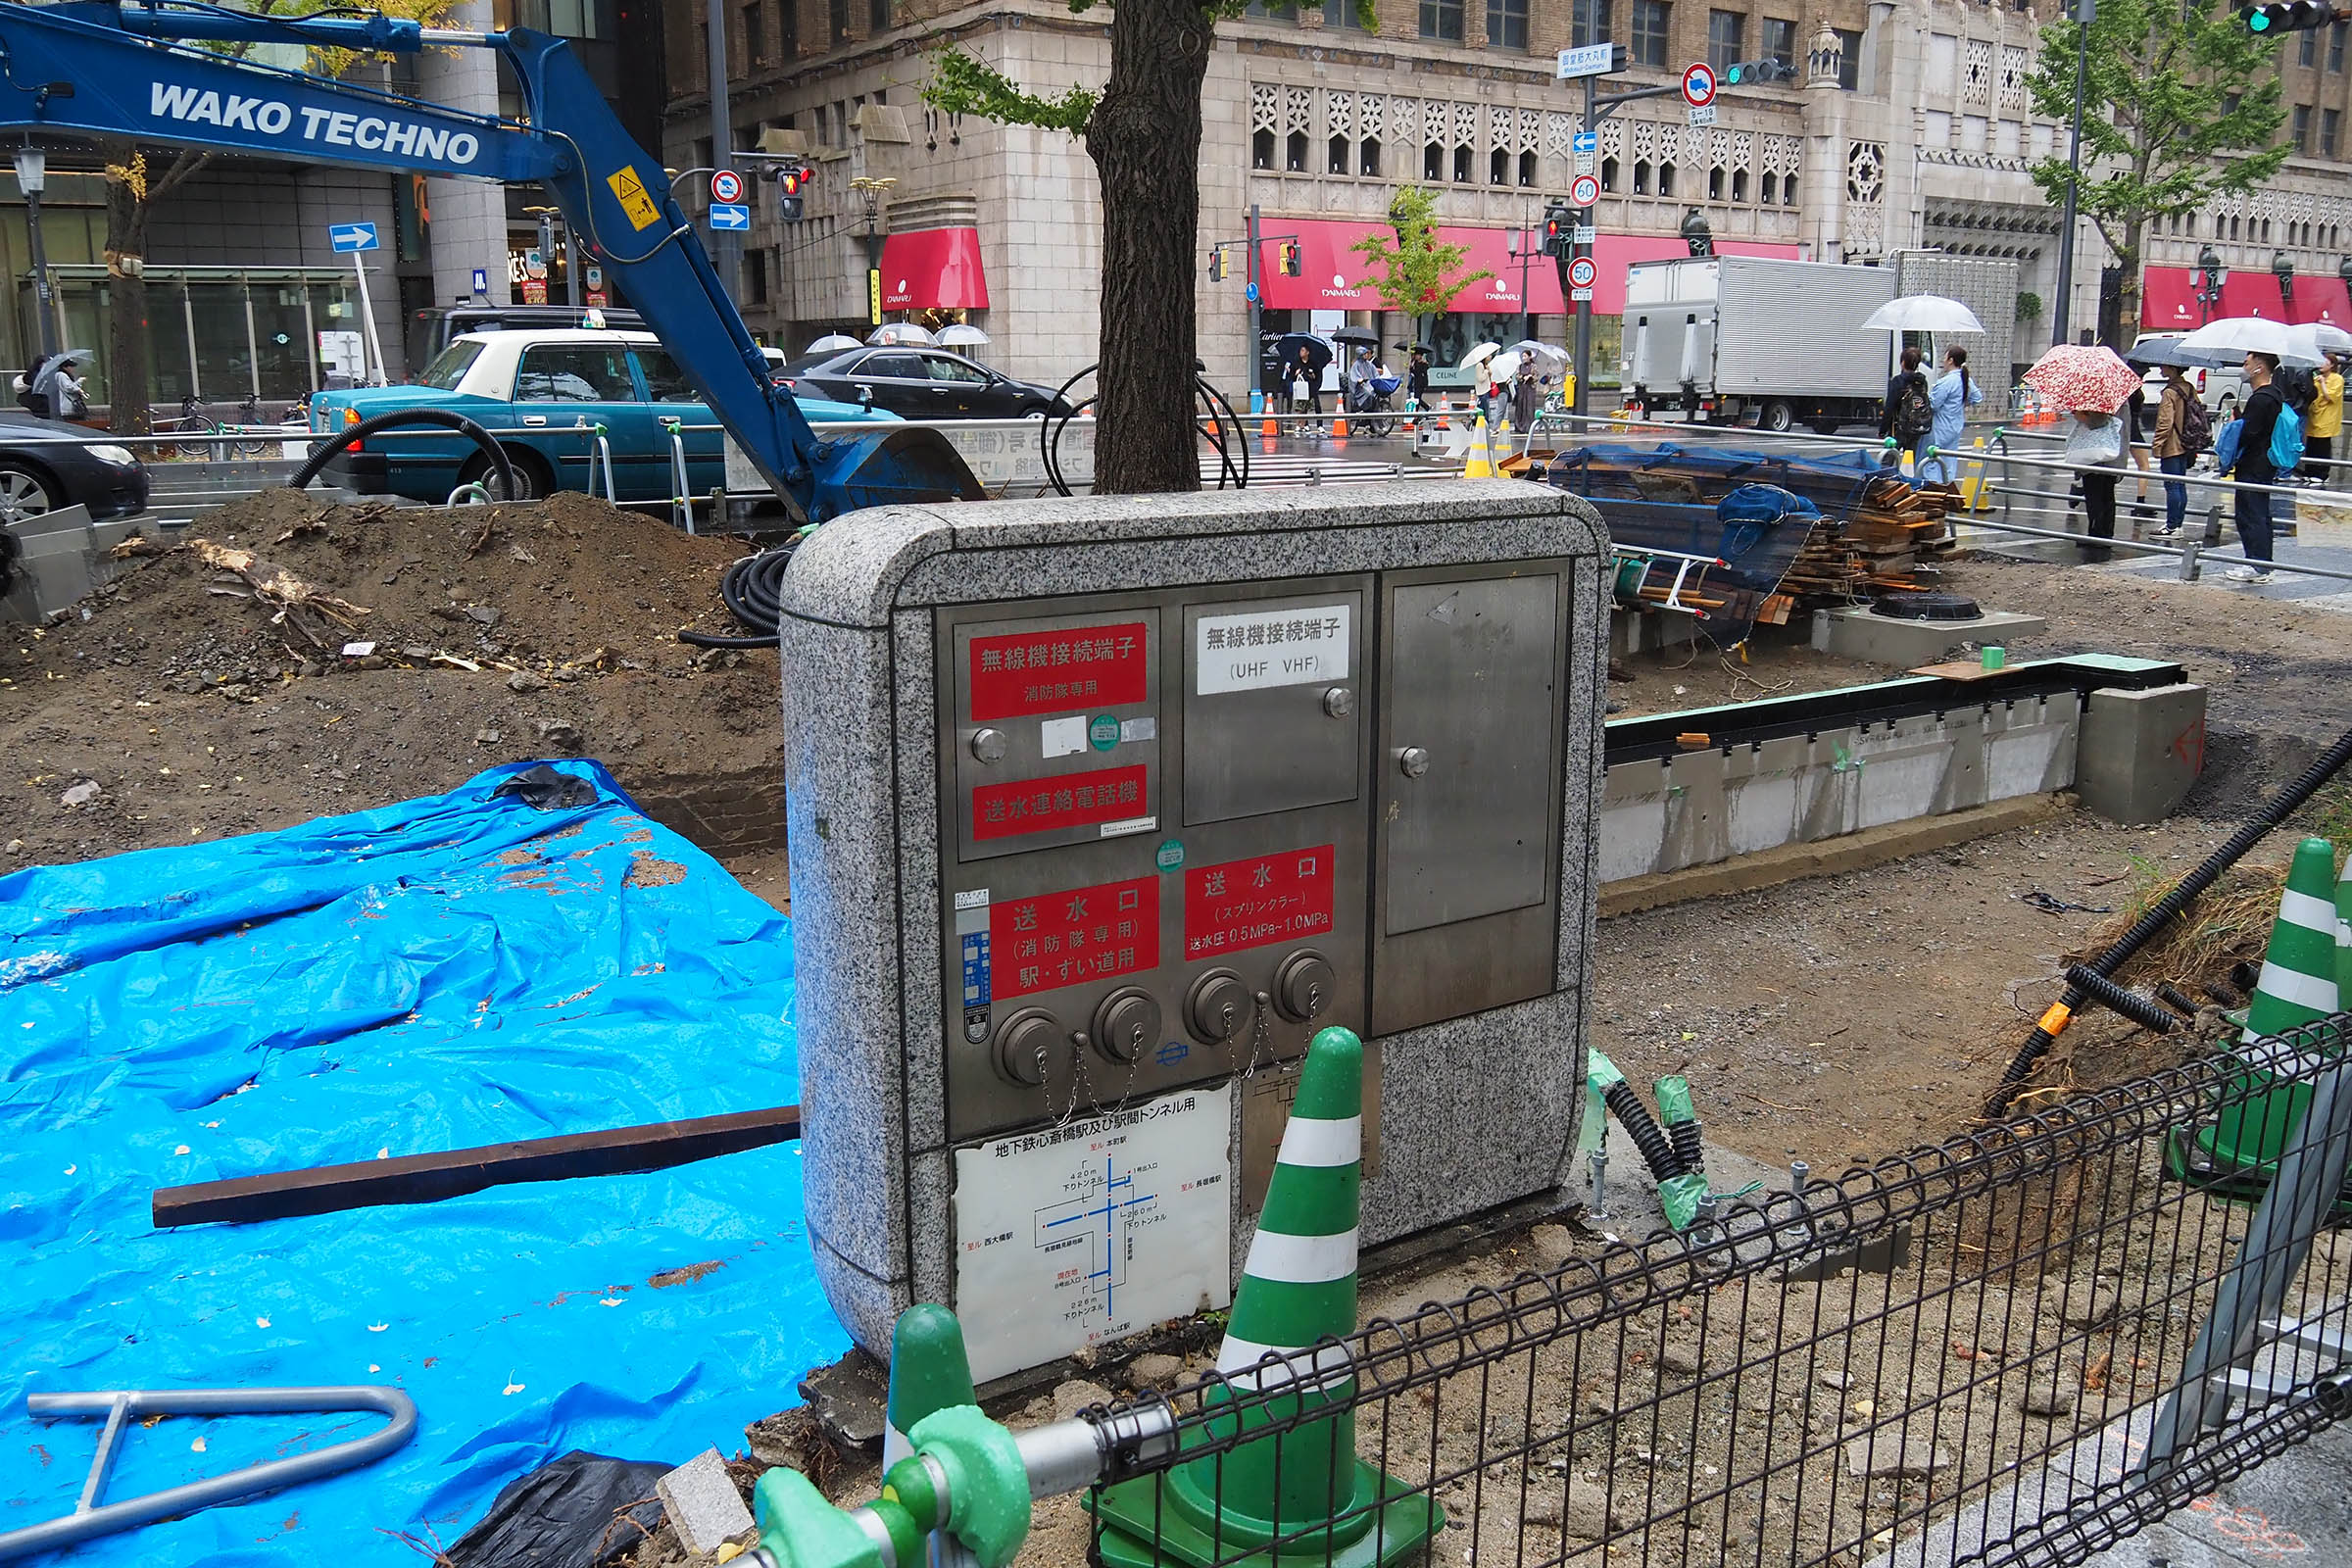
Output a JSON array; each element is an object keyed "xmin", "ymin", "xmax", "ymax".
[{"xmin": 671, "ymin": 0, "xmax": 2352, "ymax": 396}]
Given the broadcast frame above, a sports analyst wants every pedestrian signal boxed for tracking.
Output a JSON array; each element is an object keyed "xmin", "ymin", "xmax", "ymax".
[
  {"xmin": 774, "ymin": 165, "xmax": 808, "ymax": 221},
  {"xmin": 1208, "ymin": 247, "xmax": 1228, "ymax": 282},
  {"xmin": 1277, "ymin": 240, "xmax": 1303, "ymax": 277}
]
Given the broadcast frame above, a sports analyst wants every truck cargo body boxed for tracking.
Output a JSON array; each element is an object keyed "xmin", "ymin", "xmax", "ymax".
[{"xmin": 1622, "ymin": 257, "xmax": 1897, "ymax": 433}]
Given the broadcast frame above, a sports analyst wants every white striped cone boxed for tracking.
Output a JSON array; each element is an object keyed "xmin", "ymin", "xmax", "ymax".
[
  {"xmin": 1462, "ymin": 416, "xmax": 1495, "ymax": 478},
  {"xmin": 2240, "ymin": 838, "xmax": 2342, "ymax": 1044},
  {"xmin": 2336, "ymin": 843, "xmax": 2351, "ymax": 1001}
]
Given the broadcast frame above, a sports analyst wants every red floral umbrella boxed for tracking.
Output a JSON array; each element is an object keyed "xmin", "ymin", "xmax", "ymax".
[{"xmin": 2021, "ymin": 344, "xmax": 2141, "ymax": 414}]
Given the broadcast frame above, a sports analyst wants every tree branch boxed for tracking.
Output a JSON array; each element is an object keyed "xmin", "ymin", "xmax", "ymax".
[
  {"xmin": 923, "ymin": 46, "xmax": 1096, "ymax": 136},
  {"xmin": 150, "ymin": 147, "xmax": 214, "ymax": 203}
]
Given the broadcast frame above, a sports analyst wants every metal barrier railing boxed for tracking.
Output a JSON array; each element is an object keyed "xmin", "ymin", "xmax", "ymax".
[{"xmin": 1059, "ymin": 1013, "xmax": 2352, "ymax": 1568}]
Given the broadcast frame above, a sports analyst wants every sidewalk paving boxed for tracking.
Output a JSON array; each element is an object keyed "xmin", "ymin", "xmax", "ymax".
[{"xmin": 2080, "ymin": 1416, "xmax": 2352, "ymax": 1567}]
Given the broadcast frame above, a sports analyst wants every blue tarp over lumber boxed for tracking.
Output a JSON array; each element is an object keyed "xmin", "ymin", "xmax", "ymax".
[{"xmin": 0, "ymin": 761, "xmax": 844, "ymax": 1565}]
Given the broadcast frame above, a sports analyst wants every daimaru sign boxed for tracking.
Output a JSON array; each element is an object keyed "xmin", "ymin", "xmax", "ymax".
[{"xmin": 147, "ymin": 81, "xmax": 483, "ymax": 167}]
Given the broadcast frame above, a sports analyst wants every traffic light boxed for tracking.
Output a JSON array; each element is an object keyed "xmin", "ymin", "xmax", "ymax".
[
  {"xmin": 770, "ymin": 162, "xmax": 809, "ymax": 220},
  {"xmin": 2245, "ymin": 0, "xmax": 2339, "ymax": 30},
  {"xmin": 1723, "ymin": 58, "xmax": 1797, "ymax": 83},
  {"xmin": 1208, "ymin": 246, "xmax": 1228, "ymax": 282},
  {"xmin": 1542, "ymin": 204, "xmax": 1572, "ymax": 259},
  {"xmin": 1278, "ymin": 240, "xmax": 1302, "ymax": 277}
]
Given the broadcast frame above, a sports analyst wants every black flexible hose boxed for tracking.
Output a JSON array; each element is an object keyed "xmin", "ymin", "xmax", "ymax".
[
  {"xmin": 286, "ymin": 407, "xmax": 514, "ymax": 500},
  {"xmin": 2155, "ymin": 982, "xmax": 2202, "ymax": 1020},
  {"xmin": 677, "ymin": 538, "xmax": 802, "ymax": 649},
  {"xmin": 1668, "ymin": 1117, "xmax": 1706, "ymax": 1179},
  {"xmin": 1986, "ymin": 722, "xmax": 2352, "ymax": 1115},
  {"xmin": 1041, "ymin": 365, "xmax": 1250, "ymax": 497},
  {"xmin": 2063, "ymin": 964, "xmax": 2180, "ymax": 1035},
  {"xmin": 1603, "ymin": 1081, "xmax": 1689, "ymax": 1183}
]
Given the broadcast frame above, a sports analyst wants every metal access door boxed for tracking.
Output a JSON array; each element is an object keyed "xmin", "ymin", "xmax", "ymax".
[{"xmin": 1371, "ymin": 564, "xmax": 1571, "ymax": 1035}]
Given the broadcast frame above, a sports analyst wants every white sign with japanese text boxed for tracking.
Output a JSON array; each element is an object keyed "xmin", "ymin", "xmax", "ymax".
[
  {"xmin": 954, "ymin": 1084, "xmax": 1233, "ymax": 1382},
  {"xmin": 1194, "ymin": 604, "xmax": 1351, "ymax": 695}
]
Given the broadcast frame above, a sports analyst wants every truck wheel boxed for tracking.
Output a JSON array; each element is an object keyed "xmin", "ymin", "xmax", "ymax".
[
  {"xmin": 1811, "ymin": 416, "xmax": 1843, "ymax": 436},
  {"xmin": 1760, "ymin": 400, "xmax": 1795, "ymax": 433}
]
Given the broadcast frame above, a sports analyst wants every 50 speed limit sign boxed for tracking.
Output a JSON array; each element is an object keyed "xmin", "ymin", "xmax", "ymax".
[{"xmin": 1568, "ymin": 256, "xmax": 1597, "ymax": 289}]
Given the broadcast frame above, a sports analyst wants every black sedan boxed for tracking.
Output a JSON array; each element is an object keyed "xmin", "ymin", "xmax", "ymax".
[
  {"xmin": 778, "ymin": 347, "xmax": 1070, "ymax": 420},
  {"xmin": 0, "ymin": 414, "xmax": 149, "ymax": 526}
]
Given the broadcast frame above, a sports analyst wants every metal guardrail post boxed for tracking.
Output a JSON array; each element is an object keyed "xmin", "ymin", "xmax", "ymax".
[
  {"xmin": 2141, "ymin": 1017, "xmax": 2352, "ymax": 1477},
  {"xmin": 660, "ymin": 416, "xmax": 691, "ymax": 533}
]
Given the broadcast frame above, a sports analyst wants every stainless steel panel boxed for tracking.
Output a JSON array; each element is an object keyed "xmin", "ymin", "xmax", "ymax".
[
  {"xmin": 1370, "ymin": 564, "xmax": 1570, "ymax": 1037},
  {"xmin": 1181, "ymin": 588, "xmax": 1364, "ymax": 825},
  {"xmin": 1382, "ymin": 574, "xmax": 1559, "ymax": 933},
  {"xmin": 948, "ymin": 605, "xmax": 1163, "ymax": 865},
  {"xmin": 937, "ymin": 580, "xmax": 1373, "ymax": 1146}
]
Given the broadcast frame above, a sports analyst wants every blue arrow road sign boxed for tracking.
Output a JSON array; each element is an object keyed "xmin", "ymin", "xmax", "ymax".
[
  {"xmin": 327, "ymin": 221, "xmax": 380, "ymax": 253},
  {"xmin": 1246, "ymin": 281, "xmax": 1260, "ymax": 304},
  {"xmin": 710, "ymin": 203, "xmax": 751, "ymax": 231},
  {"xmin": 1573, "ymin": 130, "xmax": 1598, "ymax": 154}
]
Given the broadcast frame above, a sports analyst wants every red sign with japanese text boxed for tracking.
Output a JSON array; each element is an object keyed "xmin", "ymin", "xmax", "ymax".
[
  {"xmin": 1183, "ymin": 845, "xmax": 1337, "ymax": 960},
  {"xmin": 991, "ymin": 875, "xmax": 1160, "ymax": 999},
  {"xmin": 972, "ymin": 763, "xmax": 1149, "ymax": 842},
  {"xmin": 967, "ymin": 621, "xmax": 1149, "ymax": 721}
]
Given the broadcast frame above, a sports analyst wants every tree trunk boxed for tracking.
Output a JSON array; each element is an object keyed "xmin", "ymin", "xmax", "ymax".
[
  {"xmin": 104, "ymin": 156, "xmax": 153, "ymax": 436},
  {"xmin": 1084, "ymin": 0, "xmax": 1212, "ymax": 494}
]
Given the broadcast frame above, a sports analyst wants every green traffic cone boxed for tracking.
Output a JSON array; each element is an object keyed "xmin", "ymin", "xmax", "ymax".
[
  {"xmin": 2198, "ymin": 838, "xmax": 2344, "ymax": 1180},
  {"xmin": 883, "ymin": 1303, "xmax": 976, "ymax": 1467},
  {"xmin": 2336, "ymin": 843, "xmax": 2351, "ymax": 1001},
  {"xmin": 1089, "ymin": 1027, "xmax": 1439, "ymax": 1568}
]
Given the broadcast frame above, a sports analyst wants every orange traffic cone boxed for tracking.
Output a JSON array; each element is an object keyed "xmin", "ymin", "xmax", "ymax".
[
  {"xmin": 1261, "ymin": 411, "xmax": 1279, "ymax": 438},
  {"xmin": 1332, "ymin": 414, "xmax": 1349, "ymax": 440}
]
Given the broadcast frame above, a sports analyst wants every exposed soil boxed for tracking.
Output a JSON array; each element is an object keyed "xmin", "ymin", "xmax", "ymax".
[{"xmin": 0, "ymin": 490, "xmax": 781, "ymax": 866}]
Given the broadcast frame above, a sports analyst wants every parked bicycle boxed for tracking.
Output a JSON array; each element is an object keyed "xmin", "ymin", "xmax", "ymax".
[{"xmin": 153, "ymin": 392, "xmax": 286, "ymax": 461}]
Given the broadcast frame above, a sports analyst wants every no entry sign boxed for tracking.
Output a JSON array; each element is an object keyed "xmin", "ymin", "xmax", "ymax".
[{"xmin": 1681, "ymin": 63, "xmax": 1718, "ymax": 108}]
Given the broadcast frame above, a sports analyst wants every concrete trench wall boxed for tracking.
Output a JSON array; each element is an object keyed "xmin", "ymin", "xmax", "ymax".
[{"xmin": 1599, "ymin": 694, "xmax": 2082, "ymax": 884}]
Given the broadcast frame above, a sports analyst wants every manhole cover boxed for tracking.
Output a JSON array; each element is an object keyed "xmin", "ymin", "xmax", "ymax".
[{"xmin": 1871, "ymin": 591, "xmax": 1981, "ymax": 621}]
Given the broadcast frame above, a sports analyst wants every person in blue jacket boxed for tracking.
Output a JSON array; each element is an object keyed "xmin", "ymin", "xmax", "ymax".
[{"xmin": 1920, "ymin": 345, "xmax": 1983, "ymax": 483}]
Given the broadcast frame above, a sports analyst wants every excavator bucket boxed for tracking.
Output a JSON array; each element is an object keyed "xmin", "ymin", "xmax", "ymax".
[{"xmin": 811, "ymin": 426, "xmax": 988, "ymax": 519}]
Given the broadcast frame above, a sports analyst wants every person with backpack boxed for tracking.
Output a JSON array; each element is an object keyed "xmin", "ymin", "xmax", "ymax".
[
  {"xmin": 2151, "ymin": 363, "xmax": 2209, "ymax": 539},
  {"xmin": 1882, "ymin": 345, "xmax": 1932, "ymax": 467},
  {"xmin": 2221, "ymin": 349, "xmax": 2290, "ymax": 581}
]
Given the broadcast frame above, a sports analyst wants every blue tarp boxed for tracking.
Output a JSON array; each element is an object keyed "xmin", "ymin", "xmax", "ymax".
[{"xmin": 0, "ymin": 761, "xmax": 844, "ymax": 1565}]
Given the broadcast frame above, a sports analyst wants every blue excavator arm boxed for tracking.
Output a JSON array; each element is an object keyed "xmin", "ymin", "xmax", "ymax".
[{"xmin": 0, "ymin": 2, "xmax": 983, "ymax": 522}]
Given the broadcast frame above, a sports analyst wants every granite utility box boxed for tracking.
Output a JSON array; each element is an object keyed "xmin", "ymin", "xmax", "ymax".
[{"xmin": 777, "ymin": 480, "xmax": 1608, "ymax": 1383}]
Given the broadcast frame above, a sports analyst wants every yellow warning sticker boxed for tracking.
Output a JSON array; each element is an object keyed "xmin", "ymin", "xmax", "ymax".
[{"xmin": 606, "ymin": 166, "xmax": 660, "ymax": 231}]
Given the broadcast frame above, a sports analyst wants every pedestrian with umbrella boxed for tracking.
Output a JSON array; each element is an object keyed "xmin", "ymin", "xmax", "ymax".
[
  {"xmin": 1405, "ymin": 344, "xmax": 1432, "ymax": 413},
  {"xmin": 2023, "ymin": 343, "xmax": 2143, "ymax": 564},
  {"xmin": 2223, "ymin": 349, "xmax": 2287, "ymax": 580},
  {"xmin": 1921, "ymin": 345, "xmax": 1983, "ymax": 484},
  {"xmin": 1882, "ymin": 346, "xmax": 1931, "ymax": 466}
]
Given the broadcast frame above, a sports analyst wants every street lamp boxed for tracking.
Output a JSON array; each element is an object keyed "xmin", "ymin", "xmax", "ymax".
[
  {"xmin": 2272, "ymin": 248, "xmax": 2295, "ymax": 309},
  {"xmin": 2196, "ymin": 245, "xmax": 2227, "ymax": 323},
  {"xmin": 15, "ymin": 143, "xmax": 56, "ymax": 360},
  {"xmin": 1680, "ymin": 206, "xmax": 1715, "ymax": 258},
  {"xmin": 1504, "ymin": 216, "xmax": 1535, "ymax": 346},
  {"xmin": 850, "ymin": 175, "xmax": 899, "ymax": 327}
]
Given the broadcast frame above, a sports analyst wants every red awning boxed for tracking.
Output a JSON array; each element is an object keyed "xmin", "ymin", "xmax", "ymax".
[
  {"xmin": 1254, "ymin": 217, "xmax": 1798, "ymax": 316},
  {"xmin": 879, "ymin": 228, "xmax": 989, "ymax": 312},
  {"xmin": 2292, "ymin": 276, "xmax": 2352, "ymax": 326},
  {"xmin": 2139, "ymin": 268, "xmax": 2201, "ymax": 330}
]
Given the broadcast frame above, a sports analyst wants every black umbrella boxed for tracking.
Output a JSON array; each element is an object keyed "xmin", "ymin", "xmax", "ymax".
[
  {"xmin": 1330, "ymin": 325, "xmax": 1380, "ymax": 349},
  {"xmin": 1271, "ymin": 332, "xmax": 1333, "ymax": 374},
  {"xmin": 2124, "ymin": 335, "xmax": 2198, "ymax": 369}
]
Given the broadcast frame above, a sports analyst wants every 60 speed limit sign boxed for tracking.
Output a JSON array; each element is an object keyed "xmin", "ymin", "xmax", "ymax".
[
  {"xmin": 1568, "ymin": 256, "xmax": 1597, "ymax": 289},
  {"xmin": 1570, "ymin": 172, "xmax": 1601, "ymax": 207}
]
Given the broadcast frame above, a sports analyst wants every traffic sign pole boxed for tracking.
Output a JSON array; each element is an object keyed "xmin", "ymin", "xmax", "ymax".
[
  {"xmin": 352, "ymin": 247, "xmax": 382, "ymax": 386},
  {"xmin": 1566, "ymin": 66, "xmax": 1696, "ymax": 421}
]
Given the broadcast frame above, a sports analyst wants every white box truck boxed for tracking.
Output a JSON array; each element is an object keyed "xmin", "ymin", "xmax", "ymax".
[{"xmin": 1621, "ymin": 256, "xmax": 1897, "ymax": 433}]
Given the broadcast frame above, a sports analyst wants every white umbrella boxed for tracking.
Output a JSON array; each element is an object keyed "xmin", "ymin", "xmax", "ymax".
[
  {"xmin": 1488, "ymin": 351, "xmax": 1524, "ymax": 382},
  {"xmin": 2178, "ymin": 316, "xmax": 2326, "ymax": 368},
  {"xmin": 1508, "ymin": 338, "xmax": 1569, "ymax": 369},
  {"xmin": 1458, "ymin": 341, "xmax": 1501, "ymax": 369},
  {"xmin": 2309, "ymin": 321, "xmax": 2352, "ymax": 356},
  {"xmin": 937, "ymin": 324, "xmax": 990, "ymax": 347},
  {"xmin": 807, "ymin": 333, "xmax": 861, "ymax": 354},
  {"xmin": 1860, "ymin": 295, "xmax": 1984, "ymax": 333},
  {"xmin": 867, "ymin": 321, "xmax": 939, "ymax": 347}
]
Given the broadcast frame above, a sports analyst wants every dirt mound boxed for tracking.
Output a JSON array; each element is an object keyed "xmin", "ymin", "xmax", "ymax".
[
  {"xmin": 18, "ymin": 489, "xmax": 751, "ymax": 680},
  {"xmin": 1, "ymin": 490, "xmax": 786, "ymax": 871}
]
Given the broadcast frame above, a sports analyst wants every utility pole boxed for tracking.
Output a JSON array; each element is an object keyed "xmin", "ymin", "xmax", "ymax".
[
  {"xmin": 1248, "ymin": 203, "xmax": 1263, "ymax": 412},
  {"xmin": 707, "ymin": 0, "xmax": 739, "ymax": 303},
  {"xmin": 2052, "ymin": 0, "xmax": 2091, "ymax": 346}
]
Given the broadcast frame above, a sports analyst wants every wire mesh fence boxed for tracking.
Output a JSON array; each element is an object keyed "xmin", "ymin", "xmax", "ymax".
[{"xmin": 1077, "ymin": 1014, "xmax": 2352, "ymax": 1568}]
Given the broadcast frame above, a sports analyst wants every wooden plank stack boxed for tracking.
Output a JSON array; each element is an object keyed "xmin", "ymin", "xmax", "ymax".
[{"xmin": 1763, "ymin": 472, "xmax": 1960, "ymax": 622}]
